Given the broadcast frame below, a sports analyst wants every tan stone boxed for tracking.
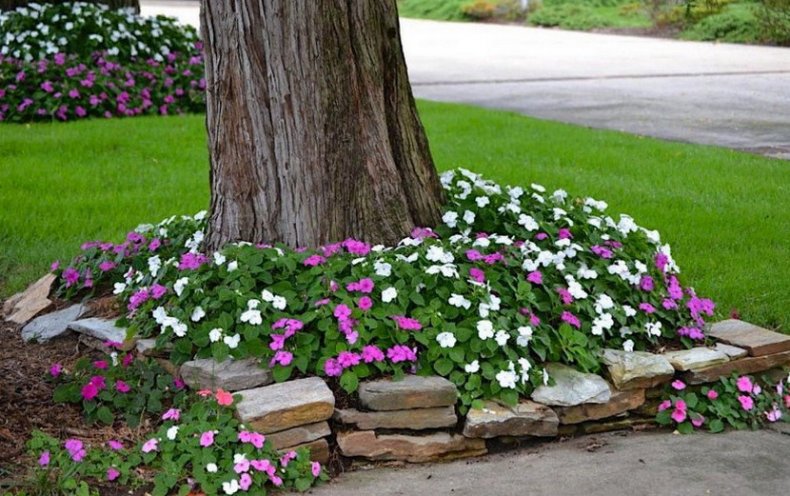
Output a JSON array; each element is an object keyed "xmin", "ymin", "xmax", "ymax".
[
  {"xmin": 266, "ymin": 421, "xmax": 331, "ymax": 450},
  {"xmin": 358, "ymin": 376, "xmax": 457, "ymax": 411},
  {"xmin": 280, "ymin": 438, "xmax": 330, "ymax": 465},
  {"xmin": 684, "ymin": 351, "xmax": 790, "ymax": 385},
  {"xmin": 715, "ymin": 343, "xmax": 748, "ymax": 359},
  {"xmin": 580, "ymin": 417, "xmax": 656, "ymax": 434},
  {"xmin": 531, "ymin": 363, "xmax": 611, "ymax": 406},
  {"xmin": 4, "ymin": 274, "xmax": 55, "ymax": 324},
  {"xmin": 155, "ymin": 358, "xmax": 181, "ymax": 378},
  {"xmin": 557, "ymin": 389, "xmax": 645, "ymax": 425},
  {"xmin": 337, "ymin": 431, "xmax": 486, "ymax": 463},
  {"xmin": 601, "ymin": 349, "xmax": 674, "ymax": 390},
  {"xmin": 663, "ymin": 348, "xmax": 729, "ymax": 371},
  {"xmin": 334, "ymin": 405, "xmax": 457, "ymax": 430},
  {"xmin": 236, "ymin": 377, "xmax": 334, "ymax": 433},
  {"xmin": 181, "ymin": 357, "xmax": 272, "ymax": 392},
  {"xmin": 462, "ymin": 400, "xmax": 558, "ymax": 438},
  {"xmin": 708, "ymin": 320, "xmax": 790, "ymax": 357}
]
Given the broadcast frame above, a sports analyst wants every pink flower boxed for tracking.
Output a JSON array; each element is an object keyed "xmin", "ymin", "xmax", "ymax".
[
  {"xmin": 671, "ymin": 380, "xmax": 686, "ymax": 391},
  {"xmin": 558, "ymin": 228, "xmax": 573, "ymax": 240},
  {"xmin": 752, "ymin": 384, "xmax": 762, "ymax": 395},
  {"xmin": 691, "ymin": 415, "xmax": 705, "ymax": 428},
  {"xmin": 392, "ymin": 315, "xmax": 422, "ymax": 331},
  {"xmin": 250, "ymin": 459, "xmax": 273, "ymax": 473},
  {"xmin": 115, "ymin": 380, "xmax": 131, "ymax": 393},
  {"xmin": 738, "ymin": 395, "xmax": 754, "ymax": 411},
  {"xmin": 361, "ymin": 345, "xmax": 385, "ymax": 363},
  {"xmin": 234, "ymin": 458, "xmax": 250, "ymax": 474},
  {"xmin": 334, "ymin": 304, "xmax": 352, "ymax": 320},
  {"xmin": 706, "ymin": 390, "xmax": 719, "ymax": 400},
  {"xmin": 312, "ymin": 461, "xmax": 322, "ymax": 477},
  {"xmin": 150, "ymin": 284, "xmax": 167, "ymax": 299},
  {"xmin": 107, "ymin": 468, "xmax": 120, "ymax": 481},
  {"xmin": 239, "ymin": 431, "xmax": 266, "ymax": 449},
  {"xmin": 107, "ymin": 440, "xmax": 123, "ymax": 450},
  {"xmin": 766, "ymin": 407, "xmax": 782, "ymax": 422},
  {"xmin": 38, "ymin": 451, "xmax": 50, "ymax": 467},
  {"xmin": 64, "ymin": 439, "xmax": 86, "ymax": 462},
  {"xmin": 591, "ymin": 245, "xmax": 613, "ymax": 259},
  {"xmin": 671, "ymin": 407, "xmax": 687, "ymax": 423},
  {"xmin": 49, "ymin": 363, "xmax": 62, "ymax": 377},
  {"xmin": 358, "ymin": 296, "xmax": 373, "ymax": 311},
  {"xmin": 469, "ymin": 267, "xmax": 486, "ymax": 283},
  {"xmin": 199, "ymin": 431, "xmax": 215, "ymax": 447},
  {"xmin": 216, "ymin": 389, "xmax": 234, "ymax": 406},
  {"xmin": 239, "ymin": 473, "xmax": 253, "ymax": 490},
  {"xmin": 162, "ymin": 408, "xmax": 180, "ymax": 421},
  {"xmin": 324, "ymin": 358, "xmax": 343, "ymax": 377},
  {"xmin": 346, "ymin": 278, "xmax": 375, "ymax": 293},
  {"xmin": 270, "ymin": 350, "xmax": 293, "ymax": 367},
  {"xmin": 81, "ymin": 382, "xmax": 99, "ymax": 401},
  {"xmin": 527, "ymin": 271, "xmax": 543, "ymax": 285},
  {"xmin": 556, "ymin": 287, "xmax": 573, "ymax": 305},
  {"xmin": 639, "ymin": 303, "xmax": 656, "ymax": 314},
  {"xmin": 639, "ymin": 276, "xmax": 654, "ymax": 292},
  {"xmin": 337, "ymin": 351, "xmax": 361, "ymax": 369},
  {"xmin": 657, "ymin": 400, "xmax": 672, "ymax": 412},
  {"xmin": 560, "ymin": 311, "xmax": 581, "ymax": 329},
  {"xmin": 280, "ymin": 450, "xmax": 297, "ymax": 467},
  {"xmin": 736, "ymin": 376, "xmax": 753, "ymax": 393},
  {"xmin": 142, "ymin": 438, "xmax": 158, "ymax": 453},
  {"xmin": 303, "ymin": 254, "xmax": 326, "ymax": 267},
  {"xmin": 386, "ymin": 344, "xmax": 417, "ymax": 363}
]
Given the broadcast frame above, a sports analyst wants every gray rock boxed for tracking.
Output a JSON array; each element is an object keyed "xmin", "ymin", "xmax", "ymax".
[
  {"xmin": 21, "ymin": 304, "xmax": 84, "ymax": 342},
  {"xmin": 601, "ymin": 349, "xmax": 674, "ymax": 390},
  {"xmin": 68, "ymin": 317, "xmax": 130, "ymax": 348},
  {"xmin": 715, "ymin": 343, "xmax": 748, "ymax": 360},
  {"xmin": 462, "ymin": 400, "xmax": 559, "ymax": 438},
  {"xmin": 236, "ymin": 377, "xmax": 335, "ymax": 433},
  {"xmin": 708, "ymin": 320, "xmax": 790, "ymax": 357},
  {"xmin": 265, "ymin": 421, "xmax": 331, "ymax": 449},
  {"xmin": 334, "ymin": 405, "xmax": 457, "ymax": 430},
  {"xmin": 358, "ymin": 375, "xmax": 458, "ymax": 411},
  {"xmin": 663, "ymin": 348, "xmax": 729, "ymax": 372},
  {"xmin": 135, "ymin": 338, "xmax": 172, "ymax": 357},
  {"xmin": 531, "ymin": 363, "xmax": 611, "ymax": 407},
  {"xmin": 181, "ymin": 357, "xmax": 272, "ymax": 392}
]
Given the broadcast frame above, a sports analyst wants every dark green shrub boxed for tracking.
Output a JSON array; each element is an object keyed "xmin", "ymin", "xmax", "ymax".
[
  {"xmin": 682, "ymin": 4, "xmax": 761, "ymax": 43},
  {"xmin": 757, "ymin": 0, "xmax": 790, "ymax": 45},
  {"xmin": 528, "ymin": 3, "xmax": 612, "ymax": 29}
]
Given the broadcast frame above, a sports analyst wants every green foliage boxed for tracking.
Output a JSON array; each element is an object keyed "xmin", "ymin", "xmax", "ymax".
[
  {"xmin": 51, "ymin": 352, "xmax": 187, "ymax": 427},
  {"xmin": 529, "ymin": 3, "xmax": 613, "ymax": 29},
  {"xmin": 756, "ymin": 0, "xmax": 790, "ymax": 45},
  {"xmin": 398, "ymin": 0, "xmax": 471, "ymax": 21},
  {"xmin": 681, "ymin": 3, "xmax": 762, "ymax": 42}
]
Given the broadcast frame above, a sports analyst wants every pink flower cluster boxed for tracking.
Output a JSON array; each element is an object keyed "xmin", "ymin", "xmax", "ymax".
[
  {"xmin": 268, "ymin": 318, "xmax": 303, "ymax": 366},
  {"xmin": 465, "ymin": 249, "xmax": 505, "ymax": 265}
]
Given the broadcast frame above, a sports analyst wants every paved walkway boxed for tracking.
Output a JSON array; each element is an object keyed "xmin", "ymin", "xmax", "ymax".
[
  {"xmin": 141, "ymin": 2, "xmax": 790, "ymax": 157},
  {"xmin": 309, "ymin": 429, "xmax": 790, "ymax": 496}
]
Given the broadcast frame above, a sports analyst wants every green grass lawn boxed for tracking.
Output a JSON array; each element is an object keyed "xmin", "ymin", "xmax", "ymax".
[{"xmin": 1, "ymin": 101, "xmax": 787, "ymax": 331}]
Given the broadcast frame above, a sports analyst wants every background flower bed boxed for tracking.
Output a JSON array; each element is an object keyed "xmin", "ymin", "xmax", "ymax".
[{"xmin": 0, "ymin": 2, "xmax": 204, "ymax": 122}]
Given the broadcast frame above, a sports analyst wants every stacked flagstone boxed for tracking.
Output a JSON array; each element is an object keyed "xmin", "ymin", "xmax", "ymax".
[
  {"xmin": 336, "ymin": 375, "xmax": 487, "ymax": 462},
  {"xmin": 235, "ymin": 377, "xmax": 335, "ymax": 464}
]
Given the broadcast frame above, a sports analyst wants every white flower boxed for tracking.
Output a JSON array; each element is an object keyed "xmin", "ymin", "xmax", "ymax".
[
  {"xmin": 623, "ymin": 339, "xmax": 635, "ymax": 352},
  {"xmin": 448, "ymin": 293, "xmax": 471, "ymax": 310},
  {"xmin": 516, "ymin": 326, "xmax": 533, "ymax": 347},
  {"xmin": 495, "ymin": 330, "xmax": 510, "ymax": 346},
  {"xmin": 152, "ymin": 306, "xmax": 167, "ymax": 324},
  {"xmin": 518, "ymin": 214, "xmax": 539, "ymax": 231},
  {"xmin": 645, "ymin": 321, "xmax": 663, "ymax": 337},
  {"xmin": 209, "ymin": 328, "xmax": 223, "ymax": 343},
  {"xmin": 174, "ymin": 277, "xmax": 189, "ymax": 297},
  {"xmin": 193, "ymin": 210, "xmax": 207, "ymax": 221},
  {"xmin": 147, "ymin": 255, "xmax": 161, "ymax": 276},
  {"xmin": 171, "ymin": 319, "xmax": 188, "ymax": 338},
  {"xmin": 464, "ymin": 360, "xmax": 480, "ymax": 373},
  {"xmin": 475, "ymin": 196, "xmax": 490, "ymax": 208},
  {"xmin": 206, "ymin": 463, "xmax": 218, "ymax": 473},
  {"xmin": 531, "ymin": 183, "xmax": 546, "ymax": 193},
  {"xmin": 472, "ymin": 237, "xmax": 490, "ymax": 248},
  {"xmin": 509, "ymin": 186, "xmax": 524, "ymax": 198},
  {"xmin": 594, "ymin": 294, "xmax": 615, "ymax": 314},
  {"xmin": 477, "ymin": 320, "xmax": 494, "ymax": 340},
  {"xmin": 591, "ymin": 313, "xmax": 614, "ymax": 336},
  {"xmin": 227, "ymin": 260, "xmax": 238, "ymax": 272},
  {"xmin": 442, "ymin": 211, "xmax": 459, "ymax": 228},
  {"xmin": 191, "ymin": 306, "xmax": 206, "ymax": 322},
  {"xmin": 463, "ymin": 210, "xmax": 476, "ymax": 225},
  {"xmin": 213, "ymin": 252, "xmax": 226, "ymax": 265},
  {"xmin": 622, "ymin": 305, "xmax": 637, "ymax": 318},
  {"xmin": 233, "ymin": 453, "xmax": 247, "ymax": 464},
  {"xmin": 425, "ymin": 264, "xmax": 459, "ymax": 278},
  {"xmin": 113, "ymin": 282, "xmax": 126, "ymax": 295},
  {"xmin": 577, "ymin": 266, "xmax": 598, "ymax": 280},
  {"xmin": 374, "ymin": 260, "xmax": 392, "ymax": 277},
  {"xmin": 381, "ymin": 287, "xmax": 398, "ymax": 303},
  {"xmin": 495, "ymin": 369, "xmax": 517, "ymax": 389},
  {"xmin": 222, "ymin": 479, "xmax": 240, "ymax": 495},
  {"xmin": 240, "ymin": 308, "xmax": 262, "ymax": 326},
  {"xmin": 166, "ymin": 425, "xmax": 179, "ymax": 440},
  {"xmin": 542, "ymin": 368, "xmax": 550, "ymax": 385},
  {"xmin": 185, "ymin": 231, "xmax": 204, "ymax": 253},
  {"xmin": 224, "ymin": 334, "xmax": 241, "ymax": 349},
  {"xmin": 552, "ymin": 189, "xmax": 568, "ymax": 202},
  {"xmin": 436, "ymin": 332, "xmax": 457, "ymax": 348},
  {"xmin": 617, "ymin": 215, "xmax": 638, "ymax": 236},
  {"xmin": 272, "ymin": 295, "xmax": 287, "ymax": 310},
  {"xmin": 261, "ymin": 290, "xmax": 274, "ymax": 302}
]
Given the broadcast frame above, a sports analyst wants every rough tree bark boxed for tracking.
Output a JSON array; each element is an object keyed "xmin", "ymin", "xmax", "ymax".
[{"xmin": 201, "ymin": 0, "xmax": 445, "ymax": 251}]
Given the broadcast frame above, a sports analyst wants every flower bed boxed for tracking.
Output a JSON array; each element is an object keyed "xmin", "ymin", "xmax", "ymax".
[{"xmin": 0, "ymin": 2, "xmax": 204, "ymax": 122}]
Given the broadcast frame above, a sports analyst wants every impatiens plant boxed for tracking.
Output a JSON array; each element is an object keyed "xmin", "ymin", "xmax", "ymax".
[
  {"xmin": 51, "ymin": 348, "xmax": 187, "ymax": 427},
  {"xmin": 51, "ymin": 169, "xmax": 716, "ymax": 412},
  {"xmin": 657, "ymin": 371, "xmax": 790, "ymax": 433},
  {"xmin": 28, "ymin": 391, "xmax": 325, "ymax": 495}
]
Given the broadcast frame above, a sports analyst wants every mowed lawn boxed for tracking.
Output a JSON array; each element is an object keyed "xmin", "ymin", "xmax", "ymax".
[{"xmin": 1, "ymin": 101, "xmax": 787, "ymax": 330}]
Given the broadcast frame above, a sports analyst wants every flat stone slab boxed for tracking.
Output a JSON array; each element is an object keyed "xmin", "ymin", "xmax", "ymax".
[
  {"xmin": 708, "ymin": 320, "xmax": 790, "ymax": 357},
  {"xmin": 4, "ymin": 274, "xmax": 55, "ymax": 325},
  {"xmin": 358, "ymin": 375, "xmax": 457, "ymax": 411},
  {"xmin": 281, "ymin": 438, "xmax": 330, "ymax": 465},
  {"xmin": 580, "ymin": 417, "xmax": 656, "ymax": 434},
  {"xmin": 601, "ymin": 349, "xmax": 674, "ymax": 390},
  {"xmin": 684, "ymin": 350, "xmax": 790, "ymax": 385},
  {"xmin": 337, "ymin": 431, "xmax": 486, "ymax": 463},
  {"xmin": 68, "ymin": 317, "xmax": 131, "ymax": 349},
  {"xmin": 462, "ymin": 400, "xmax": 558, "ymax": 438},
  {"xmin": 715, "ymin": 343, "xmax": 748, "ymax": 360},
  {"xmin": 236, "ymin": 377, "xmax": 334, "ymax": 433},
  {"xmin": 266, "ymin": 421, "xmax": 330, "ymax": 450},
  {"xmin": 181, "ymin": 357, "xmax": 272, "ymax": 392},
  {"xmin": 531, "ymin": 363, "xmax": 611, "ymax": 407},
  {"xmin": 557, "ymin": 389, "xmax": 645, "ymax": 425},
  {"xmin": 21, "ymin": 304, "xmax": 84, "ymax": 342},
  {"xmin": 663, "ymin": 348, "xmax": 729, "ymax": 371},
  {"xmin": 135, "ymin": 338, "xmax": 172, "ymax": 357},
  {"xmin": 334, "ymin": 406, "xmax": 457, "ymax": 431}
]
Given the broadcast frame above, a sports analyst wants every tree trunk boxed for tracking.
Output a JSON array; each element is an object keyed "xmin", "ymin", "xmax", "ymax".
[{"xmin": 200, "ymin": 0, "xmax": 445, "ymax": 251}]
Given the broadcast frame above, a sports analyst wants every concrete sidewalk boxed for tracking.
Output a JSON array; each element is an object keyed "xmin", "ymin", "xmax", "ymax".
[
  {"xmin": 140, "ymin": 2, "xmax": 790, "ymax": 156},
  {"xmin": 309, "ymin": 429, "xmax": 790, "ymax": 496}
]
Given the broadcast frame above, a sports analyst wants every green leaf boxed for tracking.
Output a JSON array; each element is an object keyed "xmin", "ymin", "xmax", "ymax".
[
  {"xmin": 339, "ymin": 371, "xmax": 359, "ymax": 393},
  {"xmin": 708, "ymin": 419, "xmax": 725, "ymax": 433},
  {"xmin": 96, "ymin": 406, "xmax": 114, "ymax": 425},
  {"xmin": 433, "ymin": 358, "xmax": 454, "ymax": 376},
  {"xmin": 677, "ymin": 421, "xmax": 694, "ymax": 434},
  {"xmin": 272, "ymin": 365, "xmax": 293, "ymax": 383}
]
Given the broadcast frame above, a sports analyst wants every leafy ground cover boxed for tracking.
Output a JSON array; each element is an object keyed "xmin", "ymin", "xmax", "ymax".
[{"xmin": 0, "ymin": 101, "xmax": 787, "ymax": 332}]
